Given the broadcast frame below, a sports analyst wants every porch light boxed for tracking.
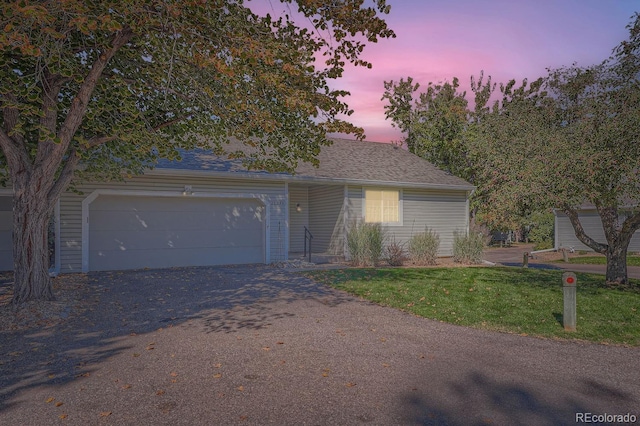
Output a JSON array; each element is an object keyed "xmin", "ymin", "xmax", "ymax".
[
  {"xmin": 296, "ymin": 203, "xmax": 302, "ymax": 212},
  {"xmin": 182, "ymin": 185, "xmax": 193, "ymax": 195}
]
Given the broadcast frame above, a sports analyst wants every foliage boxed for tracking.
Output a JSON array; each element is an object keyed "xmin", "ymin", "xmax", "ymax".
[
  {"xmin": 468, "ymin": 14, "xmax": 640, "ymax": 284},
  {"xmin": 385, "ymin": 236, "xmax": 406, "ymax": 266},
  {"xmin": 0, "ymin": 0, "xmax": 395, "ymax": 303},
  {"xmin": 346, "ymin": 222, "xmax": 385, "ymax": 267},
  {"xmin": 524, "ymin": 210, "xmax": 554, "ymax": 249},
  {"xmin": 382, "ymin": 76, "xmax": 473, "ymax": 181},
  {"xmin": 452, "ymin": 229, "xmax": 485, "ymax": 264},
  {"xmin": 306, "ymin": 267, "xmax": 640, "ymax": 345},
  {"xmin": 408, "ymin": 227, "xmax": 440, "ymax": 265}
]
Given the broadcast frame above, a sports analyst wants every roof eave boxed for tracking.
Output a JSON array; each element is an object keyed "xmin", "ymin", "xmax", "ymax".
[{"xmin": 147, "ymin": 168, "xmax": 475, "ymax": 191}]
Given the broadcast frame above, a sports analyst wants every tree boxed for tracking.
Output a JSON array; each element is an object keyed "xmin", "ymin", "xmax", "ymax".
[
  {"xmin": 471, "ymin": 14, "xmax": 640, "ymax": 285},
  {"xmin": 0, "ymin": 0, "xmax": 395, "ymax": 304},
  {"xmin": 382, "ymin": 72, "xmax": 499, "ymax": 224},
  {"xmin": 382, "ymin": 76, "xmax": 471, "ymax": 180}
]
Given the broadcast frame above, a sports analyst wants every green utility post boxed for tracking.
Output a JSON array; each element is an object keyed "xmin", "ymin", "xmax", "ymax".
[{"xmin": 562, "ymin": 272, "xmax": 577, "ymax": 332}]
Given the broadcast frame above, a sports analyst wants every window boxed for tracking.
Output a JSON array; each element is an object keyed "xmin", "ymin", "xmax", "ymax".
[{"xmin": 364, "ymin": 189, "xmax": 400, "ymax": 224}]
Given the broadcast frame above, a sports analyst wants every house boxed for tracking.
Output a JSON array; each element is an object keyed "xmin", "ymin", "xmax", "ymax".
[
  {"xmin": 554, "ymin": 206, "xmax": 640, "ymax": 252},
  {"xmin": 0, "ymin": 138, "xmax": 474, "ymax": 273}
]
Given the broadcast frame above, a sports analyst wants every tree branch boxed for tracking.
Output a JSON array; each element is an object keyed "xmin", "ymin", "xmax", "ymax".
[
  {"xmin": 47, "ymin": 149, "xmax": 80, "ymax": 205},
  {"xmin": 0, "ymin": 127, "xmax": 31, "ymax": 180},
  {"xmin": 57, "ymin": 27, "xmax": 135, "ymax": 150},
  {"xmin": 562, "ymin": 204, "xmax": 608, "ymax": 253},
  {"xmin": 34, "ymin": 72, "xmax": 68, "ymax": 168},
  {"xmin": 1, "ymin": 93, "xmax": 24, "ymax": 146},
  {"xmin": 622, "ymin": 210, "xmax": 640, "ymax": 236}
]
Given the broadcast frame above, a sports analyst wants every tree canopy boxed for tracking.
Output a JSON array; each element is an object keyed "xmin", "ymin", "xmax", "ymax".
[
  {"xmin": 0, "ymin": 0, "xmax": 395, "ymax": 303},
  {"xmin": 470, "ymin": 14, "xmax": 640, "ymax": 284},
  {"xmin": 381, "ymin": 13, "xmax": 640, "ymax": 284}
]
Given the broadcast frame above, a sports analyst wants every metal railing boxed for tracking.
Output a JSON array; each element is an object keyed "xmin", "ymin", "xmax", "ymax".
[{"xmin": 303, "ymin": 226, "xmax": 313, "ymax": 263}]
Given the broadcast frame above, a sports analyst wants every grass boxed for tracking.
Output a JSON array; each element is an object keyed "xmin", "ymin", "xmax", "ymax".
[
  {"xmin": 305, "ymin": 267, "xmax": 640, "ymax": 346},
  {"xmin": 555, "ymin": 256, "xmax": 640, "ymax": 267}
]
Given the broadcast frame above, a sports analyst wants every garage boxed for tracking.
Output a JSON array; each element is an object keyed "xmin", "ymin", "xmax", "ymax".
[
  {"xmin": 88, "ymin": 195, "xmax": 265, "ymax": 271},
  {"xmin": 0, "ymin": 195, "xmax": 12, "ymax": 271}
]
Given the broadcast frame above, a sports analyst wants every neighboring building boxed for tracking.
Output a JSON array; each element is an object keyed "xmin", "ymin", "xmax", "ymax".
[
  {"xmin": 0, "ymin": 138, "xmax": 474, "ymax": 273},
  {"xmin": 554, "ymin": 206, "xmax": 640, "ymax": 252}
]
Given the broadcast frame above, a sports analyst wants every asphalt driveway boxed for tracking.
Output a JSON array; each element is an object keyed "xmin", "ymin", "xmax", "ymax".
[{"xmin": 1, "ymin": 265, "xmax": 638, "ymax": 425}]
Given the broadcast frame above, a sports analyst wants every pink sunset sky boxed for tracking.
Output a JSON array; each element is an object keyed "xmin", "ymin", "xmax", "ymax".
[{"xmin": 252, "ymin": 0, "xmax": 639, "ymax": 143}]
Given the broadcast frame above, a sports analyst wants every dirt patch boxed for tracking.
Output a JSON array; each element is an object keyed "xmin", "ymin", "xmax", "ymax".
[{"xmin": 0, "ymin": 272, "xmax": 92, "ymax": 332}]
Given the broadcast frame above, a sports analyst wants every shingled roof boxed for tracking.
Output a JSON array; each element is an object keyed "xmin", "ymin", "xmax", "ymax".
[{"xmin": 155, "ymin": 138, "xmax": 473, "ymax": 190}]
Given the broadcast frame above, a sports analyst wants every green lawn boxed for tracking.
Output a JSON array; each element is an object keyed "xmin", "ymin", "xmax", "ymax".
[
  {"xmin": 305, "ymin": 267, "xmax": 640, "ymax": 346},
  {"xmin": 555, "ymin": 256, "xmax": 640, "ymax": 266}
]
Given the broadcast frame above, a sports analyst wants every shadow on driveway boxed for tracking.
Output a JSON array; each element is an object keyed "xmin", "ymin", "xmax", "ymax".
[
  {"xmin": 0, "ymin": 265, "xmax": 351, "ymax": 414},
  {"xmin": 1, "ymin": 265, "xmax": 638, "ymax": 424}
]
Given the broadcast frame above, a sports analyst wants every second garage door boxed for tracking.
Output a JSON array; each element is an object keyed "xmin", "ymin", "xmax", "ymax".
[{"xmin": 89, "ymin": 195, "xmax": 265, "ymax": 271}]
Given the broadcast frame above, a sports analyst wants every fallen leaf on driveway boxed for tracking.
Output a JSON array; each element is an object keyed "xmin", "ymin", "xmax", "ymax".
[
  {"xmin": 156, "ymin": 390, "xmax": 165, "ymax": 396},
  {"xmin": 170, "ymin": 372, "xmax": 178, "ymax": 377},
  {"xmin": 214, "ymin": 363, "xmax": 222, "ymax": 368},
  {"xmin": 122, "ymin": 384, "xmax": 132, "ymax": 389},
  {"xmin": 55, "ymin": 402, "xmax": 64, "ymax": 407},
  {"xmin": 262, "ymin": 347, "xmax": 270, "ymax": 351},
  {"xmin": 59, "ymin": 414, "xmax": 68, "ymax": 420},
  {"xmin": 213, "ymin": 373, "xmax": 222, "ymax": 379},
  {"xmin": 45, "ymin": 397, "xmax": 54, "ymax": 403},
  {"xmin": 99, "ymin": 412, "xmax": 112, "ymax": 417},
  {"xmin": 346, "ymin": 382, "xmax": 356, "ymax": 388},
  {"xmin": 237, "ymin": 386, "xmax": 244, "ymax": 392}
]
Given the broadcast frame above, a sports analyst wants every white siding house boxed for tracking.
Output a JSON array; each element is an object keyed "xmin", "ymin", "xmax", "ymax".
[{"xmin": 1, "ymin": 138, "xmax": 474, "ymax": 272}]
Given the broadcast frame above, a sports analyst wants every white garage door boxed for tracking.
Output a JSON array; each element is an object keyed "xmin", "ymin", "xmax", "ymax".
[
  {"xmin": 89, "ymin": 195, "xmax": 265, "ymax": 271},
  {"xmin": 0, "ymin": 196, "xmax": 12, "ymax": 271}
]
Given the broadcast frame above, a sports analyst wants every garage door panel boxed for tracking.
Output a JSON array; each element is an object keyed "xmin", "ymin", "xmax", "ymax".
[
  {"xmin": 92, "ymin": 246, "xmax": 263, "ymax": 271},
  {"xmin": 91, "ymin": 228, "xmax": 263, "ymax": 251},
  {"xmin": 90, "ymin": 206, "xmax": 263, "ymax": 232},
  {"xmin": 89, "ymin": 196, "xmax": 265, "ymax": 271}
]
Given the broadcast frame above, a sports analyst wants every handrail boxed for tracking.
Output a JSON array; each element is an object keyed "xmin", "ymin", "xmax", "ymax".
[{"xmin": 303, "ymin": 226, "xmax": 313, "ymax": 263}]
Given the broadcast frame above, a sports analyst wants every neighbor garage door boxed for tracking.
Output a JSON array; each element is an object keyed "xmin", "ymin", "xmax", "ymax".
[
  {"xmin": 0, "ymin": 196, "xmax": 12, "ymax": 271},
  {"xmin": 89, "ymin": 195, "xmax": 265, "ymax": 271}
]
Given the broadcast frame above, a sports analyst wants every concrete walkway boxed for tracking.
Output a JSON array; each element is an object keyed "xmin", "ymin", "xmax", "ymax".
[{"xmin": 1, "ymin": 265, "xmax": 638, "ymax": 425}]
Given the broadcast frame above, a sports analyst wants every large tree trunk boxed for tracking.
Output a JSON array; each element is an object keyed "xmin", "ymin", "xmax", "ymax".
[
  {"xmin": 12, "ymin": 189, "xmax": 55, "ymax": 304},
  {"xmin": 563, "ymin": 204, "xmax": 640, "ymax": 287},
  {"xmin": 605, "ymin": 243, "xmax": 628, "ymax": 286}
]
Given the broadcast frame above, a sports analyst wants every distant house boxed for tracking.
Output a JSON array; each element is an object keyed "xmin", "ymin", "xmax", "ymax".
[
  {"xmin": 0, "ymin": 138, "xmax": 474, "ymax": 273},
  {"xmin": 554, "ymin": 205, "xmax": 640, "ymax": 252}
]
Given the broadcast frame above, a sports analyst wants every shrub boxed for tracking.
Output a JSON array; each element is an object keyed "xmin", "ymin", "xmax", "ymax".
[
  {"xmin": 347, "ymin": 222, "xmax": 385, "ymax": 267},
  {"xmin": 526, "ymin": 211, "xmax": 554, "ymax": 249},
  {"xmin": 453, "ymin": 228, "xmax": 486, "ymax": 264},
  {"xmin": 386, "ymin": 236, "xmax": 407, "ymax": 266},
  {"xmin": 408, "ymin": 227, "xmax": 440, "ymax": 265}
]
